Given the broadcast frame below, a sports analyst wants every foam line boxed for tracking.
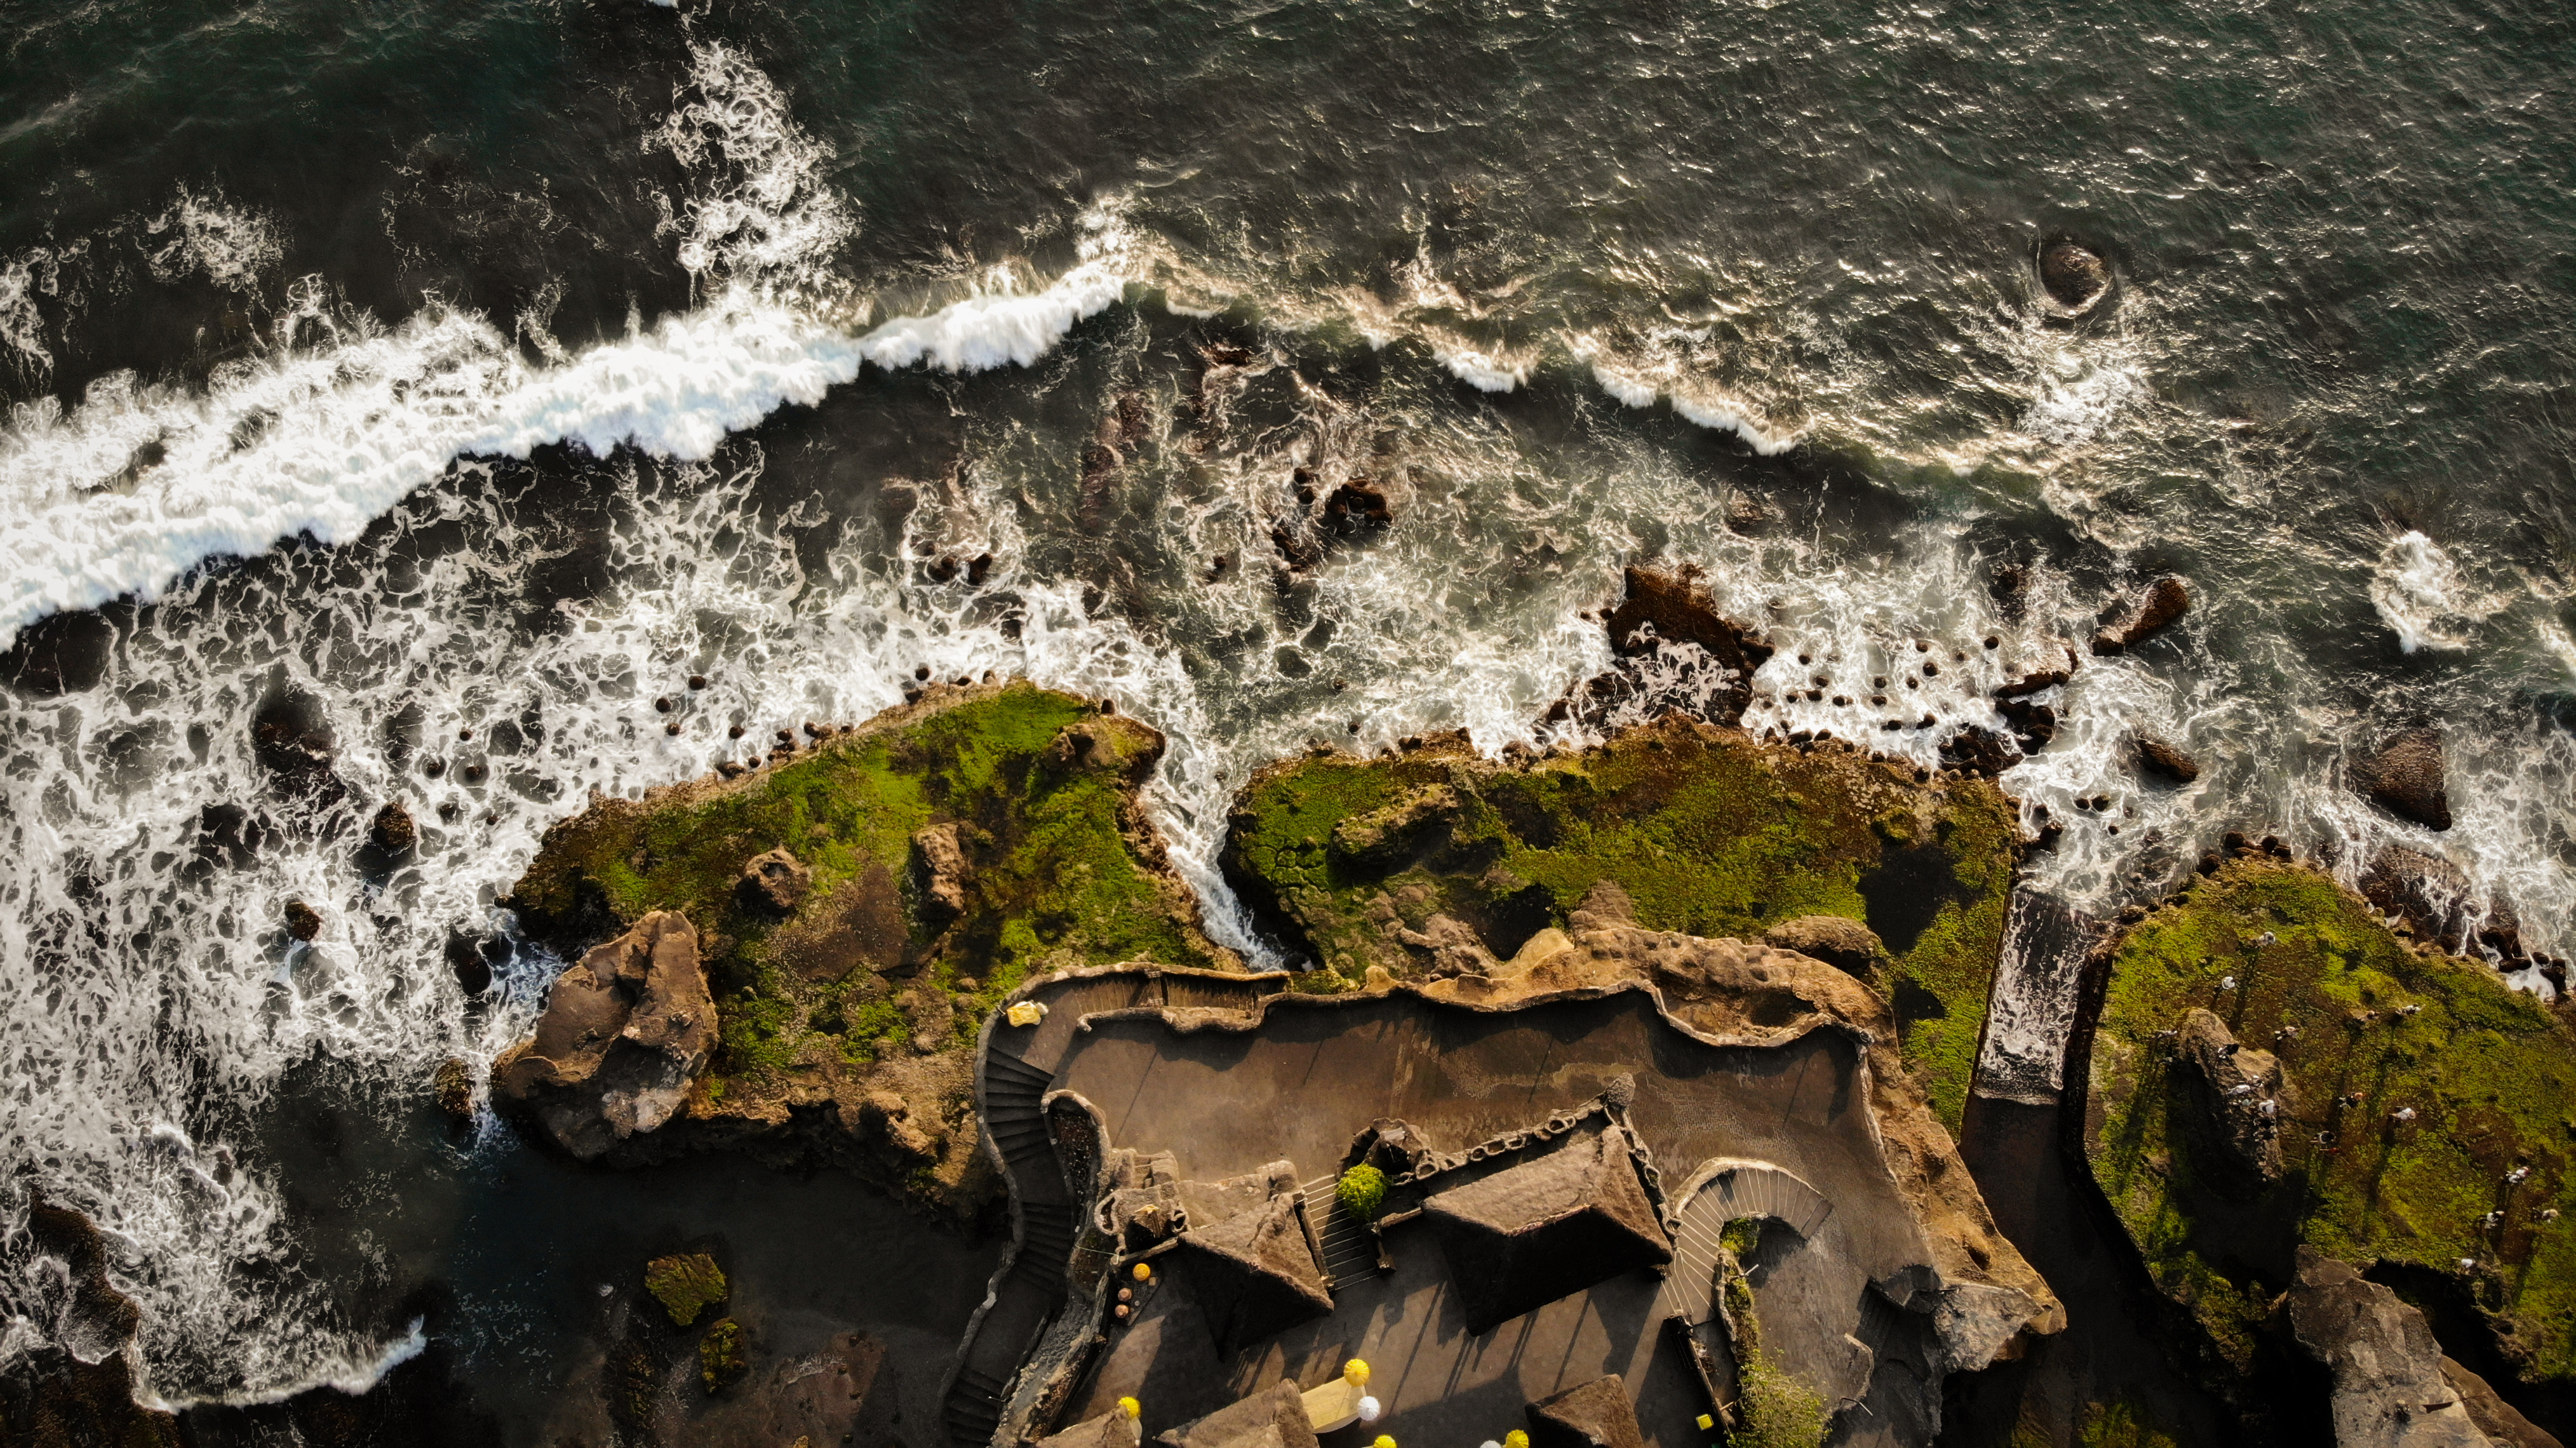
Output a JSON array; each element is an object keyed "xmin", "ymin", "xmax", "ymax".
[{"xmin": 0, "ymin": 260, "xmax": 1134, "ymax": 652}]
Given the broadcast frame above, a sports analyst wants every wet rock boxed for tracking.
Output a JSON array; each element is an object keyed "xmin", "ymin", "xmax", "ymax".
[
  {"xmin": 1940, "ymin": 725, "xmax": 2023, "ymax": 778},
  {"xmin": 492, "ymin": 912, "xmax": 715, "ymax": 1160},
  {"xmin": 699, "ymin": 1318, "xmax": 747, "ymax": 1394},
  {"xmin": 251, "ymin": 692, "xmax": 344, "ymax": 802},
  {"xmin": 2356, "ymin": 726, "xmax": 2453, "ymax": 832},
  {"xmin": 432, "ymin": 1057, "xmax": 474, "ymax": 1120},
  {"xmin": 284, "ymin": 899, "xmax": 324, "ymax": 942},
  {"xmin": 1994, "ymin": 654, "xmax": 2077, "ymax": 699},
  {"xmin": 2177, "ymin": 1007, "xmax": 2290, "ymax": 1200},
  {"xmin": 1762, "ymin": 915, "xmax": 1890, "ymax": 977},
  {"xmin": 912, "ymin": 823, "xmax": 970, "ymax": 927},
  {"xmin": 13, "ymin": 1195, "xmax": 180, "ymax": 1446},
  {"xmin": 1323, "ymin": 478, "xmax": 1393, "ymax": 533},
  {"xmin": 1989, "ymin": 563, "xmax": 2032, "ymax": 621},
  {"xmin": 645, "ymin": 1251, "xmax": 728, "ymax": 1327},
  {"xmin": 737, "ymin": 847, "xmax": 812, "ymax": 916},
  {"xmin": 2361, "ymin": 846, "xmax": 2476, "ymax": 951},
  {"xmin": 1996, "ymin": 697, "xmax": 2058, "ymax": 754},
  {"xmin": 2039, "ymin": 241, "xmax": 2112, "ymax": 312},
  {"xmin": 1603, "ymin": 563, "xmax": 1775, "ymax": 675},
  {"xmin": 2283, "ymin": 1249, "xmax": 2496, "ymax": 1447},
  {"xmin": 2090, "ymin": 576, "xmax": 2190, "ymax": 655},
  {"xmin": 2135, "ymin": 732, "xmax": 2201, "ymax": 784},
  {"xmin": 366, "ymin": 800, "xmax": 418, "ymax": 861}
]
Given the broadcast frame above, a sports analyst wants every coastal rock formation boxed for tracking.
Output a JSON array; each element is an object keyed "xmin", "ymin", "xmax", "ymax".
[
  {"xmin": 2283, "ymin": 1249, "xmax": 2494, "ymax": 1447},
  {"xmin": 2361, "ymin": 846, "xmax": 2477, "ymax": 952},
  {"xmin": 500, "ymin": 681, "xmax": 1230, "ymax": 1215},
  {"xmin": 2039, "ymin": 241, "xmax": 2112, "ymax": 312},
  {"xmin": 11, "ymin": 1196, "xmax": 182, "ymax": 1447},
  {"xmin": 1554, "ymin": 563, "xmax": 1776, "ymax": 727},
  {"xmin": 2081, "ymin": 857, "xmax": 2576, "ymax": 1414},
  {"xmin": 1762, "ymin": 914, "xmax": 1889, "ymax": 977},
  {"xmin": 2090, "ymin": 576, "xmax": 2190, "ymax": 655},
  {"xmin": 2175, "ymin": 1008, "xmax": 2289, "ymax": 1199},
  {"xmin": 2357, "ymin": 727, "xmax": 2454, "ymax": 832},
  {"xmin": 2136, "ymin": 732, "xmax": 2201, "ymax": 784},
  {"xmin": 1224, "ymin": 715, "xmax": 2022, "ymax": 1125},
  {"xmin": 493, "ymin": 911, "xmax": 714, "ymax": 1160}
]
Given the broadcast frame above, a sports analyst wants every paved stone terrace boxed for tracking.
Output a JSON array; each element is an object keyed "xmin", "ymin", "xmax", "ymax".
[{"xmin": 953, "ymin": 970, "xmax": 1972, "ymax": 1448}]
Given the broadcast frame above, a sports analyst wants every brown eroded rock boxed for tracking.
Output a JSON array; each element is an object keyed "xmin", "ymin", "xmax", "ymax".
[
  {"xmin": 283, "ymin": 899, "xmax": 323, "ymax": 942},
  {"xmin": 2039, "ymin": 241, "xmax": 2112, "ymax": 312},
  {"xmin": 2091, "ymin": 576, "xmax": 2190, "ymax": 655},
  {"xmin": 912, "ymin": 822, "xmax": 969, "ymax": 926},
  {"xmin": 737, "ymin": 847, "xmax": 812, "ymax": 915},
  {"xmin": 2135, "ymin": 732, "xmax": 2201, "ymax": 784},
  {"xmin": 2356, "ymin": 726, "xmax": 2453, "ymax": 832},
  {"xmin": 2176, "ymin": 1007, "xmax": 2291, "ymax": 1200},
  {"xmin": 2361, "ymin": 845, "xmax": 2476, "ymax": 951},
  {"xmin": 2283, "ymin": 1248, "xmax": 2497, "ymax": 1447},
  {"xmin": 2441, "ymin": 1358, "xmax": 2563, "ymax": 1448},
  {"xmin": 1762, "ymin": 914, "xmax": 1891, "ymax": 977},
  {"xmin": 1554, "ymin": 563, "xmax": 1778, "ymax": 728},
  {"xmin": 13, "ymin": 1195, "xmax": 181, "ymax": 1447},
  {"xmin": 492, "ymin": 911, "xmax": 716, "ymax": 1159}
]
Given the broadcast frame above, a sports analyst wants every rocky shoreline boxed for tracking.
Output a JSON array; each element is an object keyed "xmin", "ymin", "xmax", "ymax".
[{"xmin": 11, "ymin": 570, "xmax": 2575, "ymax": 1448}]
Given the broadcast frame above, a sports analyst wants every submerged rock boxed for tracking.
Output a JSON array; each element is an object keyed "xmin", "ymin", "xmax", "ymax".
[
  {"xmin": 2090, "ymin": 575, "xmax": 2190, "ymax": 655},
  {"xmin": 2283, "ymin": 1249, "xmax": 2496, "ymax": 1448},
  {"xmin": 2039, "ymin": 241, "xmax": 2112, "ymax": 312},
  {"xmin": 2361, "ymin": 845, "xmax": 2476, "ymax": 951},
  {"xmin": 2356, "ymin": 726, "xmax": 2454, "ymax": 832},
  {"xmin": 1554, "ymin": 563, "xmax": 1777, "ymax": 728},
  {"xmin": 492, "ymin": 911, "xmax": 714, "ymax": 1159},
  {"xmin": 12, "ymin": 1196, "xmax": 181, "ymax": 1447}
]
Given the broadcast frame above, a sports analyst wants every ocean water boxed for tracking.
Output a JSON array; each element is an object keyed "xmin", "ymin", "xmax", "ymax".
[{"xmin": 2, "ymin": 0, "xmax": 2572, "ymax": 1419}]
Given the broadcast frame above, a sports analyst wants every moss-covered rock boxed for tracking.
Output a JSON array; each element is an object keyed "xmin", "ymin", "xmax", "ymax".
[
  {"xmin": 1221, "ymin": 719, "xmax": 2021, "ymax": 1126},
  {"xmin": 698, "ymin": 1318, "xmax": 746, "ymax": 1394},
  {"xmin": 2083, "ymin": 858, "xmax": 2576, "ymax": 1389},
  {"xmin": 645, "ymin": 1253, "xmax": 728, "ymax": 1327},
  {"xmin": 503, "ymin": 681, "xmax": 1230, "ymax": 1212}
]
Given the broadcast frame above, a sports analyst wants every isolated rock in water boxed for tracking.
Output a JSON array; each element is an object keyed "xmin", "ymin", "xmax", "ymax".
[
  {"xmin": 2284, "ymin": 1249, "xmax": 2495, "ymax": 1448},
  {"xmin": 1762, "ymin": 915, "xmax": 1889, "ymax": 977},
  {"xmin": 2039, "ymin": 241, "xmax": 2111, "ymax": 311},
  {"xmin": 368, "ymin": 800, "xmax": 418, "ymax": 859},
  {"xmin": 493, "ymin": 911, "xmax": 714, "ymax": 1159},
  {"xmin": 738, "ymin": 847, "xmax": 812, "ymax": 915},
  {"xmin": 2356, "ymin": 727, "xmax": 2453, "ymax": 832},
  {"xmin": 912, "ymin": 823, "xmax": 969, "ymax": 925},
  {"xmin": 2177, "ymin": 1007, "xmax": 2289, "ymax": 1200},
  {"xmin": 2090, "ymin": 576, "xmax": 2190, "ymax": 655},
  {"xmin": 2134, "ymin": 732, "xmax": 2201, "ymax": 784},
  {"xmin": 283, "ymin": 899, "xmax": 323, "ymax": 942},
  {"xmin": 434, "ymin": 1057, "xmax": 474, "ymax": 1119},
  {"xmin": 645, "ymin": 1250, "xmax": 728, "ymax": 1327}
]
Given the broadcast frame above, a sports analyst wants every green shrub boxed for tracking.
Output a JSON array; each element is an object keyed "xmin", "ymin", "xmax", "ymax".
[
  {"xmin": 1733, "ymin": 1352, "xmax": 1827, "ymax": 1448},
  {"xmin": 1337, "ymin": 1163, "xmax": 1388, "ymax": 1220}
]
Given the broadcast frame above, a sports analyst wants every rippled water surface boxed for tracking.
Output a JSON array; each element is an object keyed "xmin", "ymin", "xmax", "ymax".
[{"xmin": 1, "ymin": 0, "xmax": 2572, "ymax": 1412}]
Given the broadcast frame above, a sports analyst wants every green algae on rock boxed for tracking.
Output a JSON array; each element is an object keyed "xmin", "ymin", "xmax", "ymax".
[
  {"xmin": 645, "ymin": 1253, "xmax": 728, "ymax": 1327},
  {"xmin": 699, "ymin": 1318, "xmax": 747, "ymax": 1394},
  {"xmin": 1221, "ymin": 718, "xmax": 2021, "ymax": 1126},
  {"xmin": 502, "ymin": 681, "xmax": 1230, "ymax": 1212},
  {"xmin": 2082, "ymin": 858, "xmax": 2576, "ymax": 1388}
]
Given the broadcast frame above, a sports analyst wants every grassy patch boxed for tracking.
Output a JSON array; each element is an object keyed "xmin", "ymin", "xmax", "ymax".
[
  {"xmin": 508, "ymin": 683, "xmax": 1222, "ymax": 1086},
  {"xmin": 2085, "ymin": 858, "xmax": 2576, "ymax": 1381},
  {"xmin": 1222, "ymin": 723, "xmax": 2018, "ymax": 1126}
]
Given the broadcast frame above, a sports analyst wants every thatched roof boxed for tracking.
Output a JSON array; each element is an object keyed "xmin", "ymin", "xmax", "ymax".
[
  {"xmin": 1172, "ymin": 1190, "xmax": 1333, "ymax": 1355},
  {"xmin": 1524, "ymin": 1375, "xmax": 1646, "ymax": 1448},
  {"xmin": 1153, "ymin": 1378, "xmax": 1321, "ymax": 1448},
  {"xmin": 1421, "ymin": 1124, "xmax": 1672, "ymax": 1334}
]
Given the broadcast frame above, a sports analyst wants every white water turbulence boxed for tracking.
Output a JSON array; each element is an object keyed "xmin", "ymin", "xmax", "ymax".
[
  {"xmin": 2368, "ymin": 529, "xmax": 2485, "ymax": 654},
  {"xmin": 0, "ymin": 38, "xmax": 1142, "ymax": 653}
]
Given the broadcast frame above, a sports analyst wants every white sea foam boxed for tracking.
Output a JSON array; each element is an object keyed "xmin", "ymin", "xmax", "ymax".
[
  {"xmin": 142, "ymin": 187, "xmax": 284, "ymax": 294},
  {"xmin": 1435, "ymin": 345, "xmax": 1527, "ymax": 393},
  {"xmin": 1585, "ymin": 358, "xmax": 1802, "ymax": 455},
  {"xmin": 2369, "ymin": 529, "xmax": 2480, "ymax": 653},
  {"xmin": 0, "ymin": 34, "xmax": 1137, "ymax": 654}
]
